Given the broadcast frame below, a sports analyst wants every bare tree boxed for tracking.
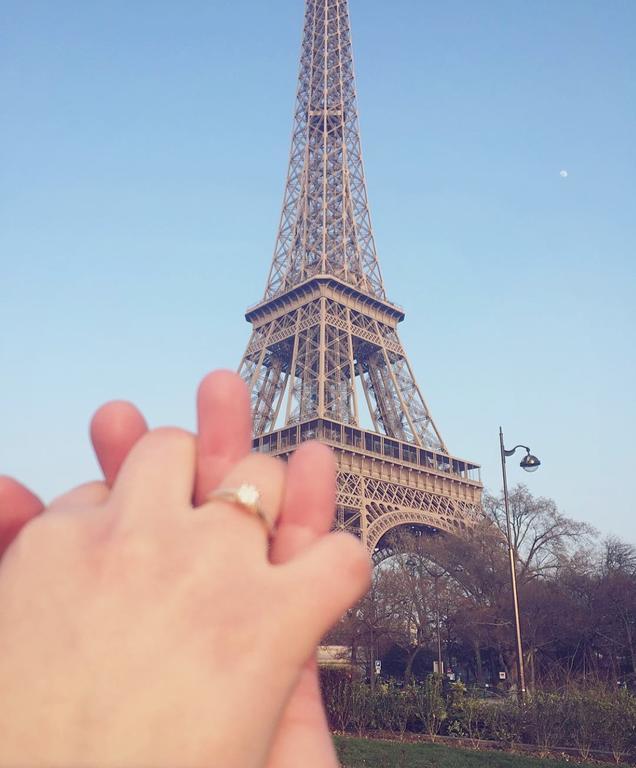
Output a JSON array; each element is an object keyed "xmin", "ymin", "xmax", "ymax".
[
  {"xmin": 484, "ymin": 484, "xmax": 595, "ymax": 582},
  {"xmin": 329, "ymin": 488, "xmax": 635, "ymax": 690},
  {"xmin": 603, "ymin": 537, "xmax": 636, "ymax": 577}
]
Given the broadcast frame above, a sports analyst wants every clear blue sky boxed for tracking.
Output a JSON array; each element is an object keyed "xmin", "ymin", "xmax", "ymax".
[{"xmin": 1, "ymin": 0, "xmax": 635, "ymax": 542}]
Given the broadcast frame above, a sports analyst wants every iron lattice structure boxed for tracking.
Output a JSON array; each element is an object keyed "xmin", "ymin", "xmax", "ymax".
[{"xmin": 239, "ymin": 0, "xmax": 482, "ymax": 552}]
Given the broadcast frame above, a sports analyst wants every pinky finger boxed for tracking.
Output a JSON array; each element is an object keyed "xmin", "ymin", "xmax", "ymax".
[{"xmin": 281, "ymin": 532, "xmax": 372, "ymax": 656}]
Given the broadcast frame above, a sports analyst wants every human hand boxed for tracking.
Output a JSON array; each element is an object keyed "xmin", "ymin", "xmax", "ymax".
[
  {"xmin": 0, "ymin": 419, "xmax": 369, "ymax": 767},
  {"xmin": 0, "ymin": 372, "xmax": 366, "ymax": 767}
]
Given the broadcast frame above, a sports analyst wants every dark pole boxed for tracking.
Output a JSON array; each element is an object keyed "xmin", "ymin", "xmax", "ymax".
[
  {"xmin": 435, "ymin": 573, "xmax": 443, "ymax": 675},
  {"xmin": 370, "ymin": 626, "xmax": 376, "ymax": 692},
  {"xmin": 499, "ymin": 427, "xmax": 527, "ymax": 701}
]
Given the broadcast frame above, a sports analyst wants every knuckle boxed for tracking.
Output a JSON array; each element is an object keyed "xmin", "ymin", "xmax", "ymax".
[
  {"xmin": 142, "ymin": 427, "xmax": 195, "ymax": 459},
  {"xmin": 48, "ymin": 481, "xmax": 108, "ymax": 511},
  {"xmin": 244, "ymin": 453, "xmax": 285, "ymax": 482},
  {"xmin": 8, "ymin": 510, "xmax": 79, "ymax": 562},
  {"xmin": 150, "ymin": 426, "xmax": 193, "ymax": 446}
]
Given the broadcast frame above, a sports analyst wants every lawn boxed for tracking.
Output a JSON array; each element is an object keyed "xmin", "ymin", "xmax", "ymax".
[{"xmin": 334, "ymin": 736, "xmax": 577, "ymax": 768}]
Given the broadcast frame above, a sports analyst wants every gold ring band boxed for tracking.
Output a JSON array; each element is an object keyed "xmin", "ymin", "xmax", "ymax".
[{"xmin": 206, "ymin": 484, "xmax": 273, "ymax": 537}]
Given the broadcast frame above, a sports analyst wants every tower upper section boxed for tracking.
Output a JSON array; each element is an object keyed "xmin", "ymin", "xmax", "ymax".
[{"xmin": 264, "ymin": 0, "xmax": 386, "ymax": 302}]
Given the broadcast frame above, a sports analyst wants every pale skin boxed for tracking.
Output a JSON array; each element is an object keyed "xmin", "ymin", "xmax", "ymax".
[{"xmin": 0, "ymin": 371, "xmax": 369, "ymax": 768}]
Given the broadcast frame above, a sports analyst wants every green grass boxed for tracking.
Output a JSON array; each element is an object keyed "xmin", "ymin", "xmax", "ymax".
[{"xmin": 334, "ymin": 736, "xmax": 576, "ymax": 768}]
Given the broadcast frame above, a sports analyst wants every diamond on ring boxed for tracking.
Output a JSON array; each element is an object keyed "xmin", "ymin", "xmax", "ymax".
[
  {"xmin": 206, "ymin": 483, "xmax": 272, "ymax": 537},
  {"xmin": 235, "ymin": 484, "xmax": 260, "ymax": 510}
]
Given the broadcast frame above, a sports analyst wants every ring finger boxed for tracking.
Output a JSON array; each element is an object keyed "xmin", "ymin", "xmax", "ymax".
[{"xmin": 195, "ymin": 452, "xmax": 286, "ymax": 555}]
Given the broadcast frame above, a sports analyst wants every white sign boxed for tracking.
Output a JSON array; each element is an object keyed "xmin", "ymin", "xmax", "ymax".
[
  {"xmin": 374, "ymin": 660, "xmax": 382, "ymax": 675},
  {"xmin": 433, "ymin": 661, "xmax": 444, "ymax": 674},
  {"xmin": 499, "ymin": 671, "xmax": 507, "ymax": 681}
]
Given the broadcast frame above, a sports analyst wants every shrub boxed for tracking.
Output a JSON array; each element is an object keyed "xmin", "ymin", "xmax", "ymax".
[
  {"xmin": 522, "ymin": 692, "xmax": 566, "ymax": 756},
  {"xmin": 414, "ymin": 674, "xmax": 447, "ymax": 741},
  {"xmin": 320, "ymin": 668, "xmax": 353, "ymax": 733},
  {"xmin": 457, "ymin": 697, "xmax": 490, "ymax": 747},
  {"xmin": 374, "ymin": 681, "xmax": 416, "ymax": 740},
  {"xmin": 599, "ymin": 688, "xmax": 636, "ymax": 764},
  {"xmin": 323, "ymin": 669, "xmax": 636, "ymax": 761},
  {"xmin": 350, "ymin": 682, "xmax": 375, "ymax": 737},
  {"xmin": 446, "ymin": 680, "xmax": 467, "ymax": 719},
  {"xmin": 484, "ymin": 699, "xmax": 522, "ymax": 747},
  {"xmin": 561, "ymin": 688, "xmax": 605, "ymax": 759}
]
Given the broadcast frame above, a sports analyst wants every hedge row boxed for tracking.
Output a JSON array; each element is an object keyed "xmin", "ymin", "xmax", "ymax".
[{"xmin": 320, "ymin": 671, "xmax": 636, "ymax": 764}]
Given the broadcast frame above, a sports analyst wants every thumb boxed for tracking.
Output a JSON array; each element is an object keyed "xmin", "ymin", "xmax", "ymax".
[{"xmin": 279, "ymin": 532, "xmax": 371, "ymax": 656}]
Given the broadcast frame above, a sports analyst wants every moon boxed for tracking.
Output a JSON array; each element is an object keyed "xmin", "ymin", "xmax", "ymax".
[{"xmin": 560, "ymin": 170, "xmax": 569, "ymax": 178}]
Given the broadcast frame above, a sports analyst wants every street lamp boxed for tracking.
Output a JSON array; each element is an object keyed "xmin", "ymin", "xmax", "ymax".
[
  {"xmin": 422, "ymin": 562, "xmax": 445, "ymax": 677},
  {"xmin": 407, "ymin": 557, "xmax": 446, "ymax": 677},
  {"xmin": 499, "ymin": 427, "xmax": 541, "ymax": 701}
]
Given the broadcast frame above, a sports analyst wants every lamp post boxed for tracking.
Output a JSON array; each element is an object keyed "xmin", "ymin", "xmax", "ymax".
[
  {"xmin": 422, "ymin": 562, "xmax": 445, "ymax": 676},
  {"xmin": 407, "ymin": 556, "xmax": 446, "ymax": 677},
  {"xmin": 499, "ymin": 427, "xmax": 541, "ymax": 701},
  {"xmin": 434, "ymin": 573, "xmax": 443, "ymax": 677}
]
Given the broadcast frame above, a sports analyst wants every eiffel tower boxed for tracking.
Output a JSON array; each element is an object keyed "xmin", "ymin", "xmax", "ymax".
[{"xmin": 239, "ymin": 0, "xmax": 482, "ymax": 554}]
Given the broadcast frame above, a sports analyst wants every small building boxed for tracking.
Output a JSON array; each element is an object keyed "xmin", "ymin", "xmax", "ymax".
[{"xmin": 318, "ymin": 646, "xmax": 352, "ymax": 669}]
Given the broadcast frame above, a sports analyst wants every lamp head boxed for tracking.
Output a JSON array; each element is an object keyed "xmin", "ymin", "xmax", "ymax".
[{"xmin": 520, "ymin": 453, "xmax": 541, "ymax": 473}]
